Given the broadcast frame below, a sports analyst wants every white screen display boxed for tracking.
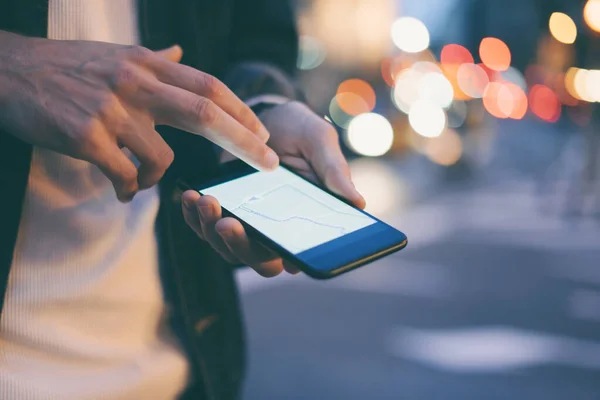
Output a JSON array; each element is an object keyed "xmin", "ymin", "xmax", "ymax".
[{"xmin": 201, "ymin": 167, "xmax": 377, "ymax": 254}]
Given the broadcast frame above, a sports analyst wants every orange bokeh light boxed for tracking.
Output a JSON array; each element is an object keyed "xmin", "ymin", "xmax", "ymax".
[
  {"xmin": 456, "ymin": 63, "xmax": 490, "ymax": 98},
  {"xmin": 381, "ymin": 56, "xmax": 414, "ymax": 87},
  {"xmin": 479, "ymin": 37, "xmax": 511, "ymax": 72},
  {"xmin": 483, "ymin": 82, "xmax": 510, "ymax": 119},
  {"xmin": 529, "ymin": 84, "xmax": 561, "ymax": 122},
  {"xmin": 441, "ymin": 44, "xmax": 474, "ymax": 66},
  {"xmin": 336, "ymin": 79, "xmax": 376, "ymax": 116},
  {"xmin": 506, "ymin": 83, "xmax": 528, "ymax": 120}
]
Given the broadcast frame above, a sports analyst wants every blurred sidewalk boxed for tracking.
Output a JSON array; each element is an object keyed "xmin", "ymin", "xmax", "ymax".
[{"xmin": 237, "ymin": 119, "xmax": 600, "ymax": 400}]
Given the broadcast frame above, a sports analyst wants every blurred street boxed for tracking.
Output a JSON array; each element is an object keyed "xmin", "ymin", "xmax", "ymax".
[{"xmin": 237, "ymin": 119, "xmax": 600, "ymax": 400}]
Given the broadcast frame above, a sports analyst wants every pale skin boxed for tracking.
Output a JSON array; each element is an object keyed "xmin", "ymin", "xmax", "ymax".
[
  {"xmin": 0, "ymin": 31, "xmax": 364, "ymax": 277},
  {"xmin": 0, "ymin": 31, "xmax": 276, "ymax": 201}
]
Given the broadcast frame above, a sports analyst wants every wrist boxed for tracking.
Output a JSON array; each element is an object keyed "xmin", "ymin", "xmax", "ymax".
[{"xmin": 246, "ymin": 95, "xmax": 291, "ymax": 119}]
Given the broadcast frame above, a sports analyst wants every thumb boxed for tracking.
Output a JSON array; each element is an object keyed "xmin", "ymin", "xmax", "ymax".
[{"xmin": 155, "ymin": 45, "xmax": 183, "ymax": 63}]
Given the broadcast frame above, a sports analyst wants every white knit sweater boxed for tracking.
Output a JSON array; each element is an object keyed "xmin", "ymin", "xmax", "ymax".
[{"xmin": 0, "ymin": 1, "xmax": 190, "ymax": 399}]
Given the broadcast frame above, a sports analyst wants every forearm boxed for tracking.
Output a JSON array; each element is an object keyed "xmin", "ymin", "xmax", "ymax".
[{"xmin": 0, "ymin": 30, "xmax": 27, "ymax": 132}]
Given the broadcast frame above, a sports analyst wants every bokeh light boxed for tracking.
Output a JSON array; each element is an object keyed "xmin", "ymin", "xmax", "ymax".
[
  {"xmin": 555, "ymin": 72, "xmax": 579, "ymax": 107},
  {"xmin": 529, "ymin": 84, "xmax": 561, "ymax": 122},
  {"xmin": 506, "ymin": 83, "xmax": 528, "ymax": 120},
  {"xmin": 585, "ymin": 69, "xmax": 600, "ymax": 102},
  {"xmin": 584, "ymin": 0, "xmax": 600, "ymax": 33},
  {"xmin": 409, "ymin": 101, "xmax": 447, "ymax": 138},
  {"xmin": 328, "ymin": 95, "xmax": 355, "ymax": 129},
  {"xmin": 391, "ymin": 17, "xmax": 430, "ymax": 53},
  {"xmin": 336, "ymin": 79, "xmax": 376, "ymax": 115},
  {"xmin": 573, "ymin": 68, "xmax": 595, "ymax": 102},
  {"xmin": 479, "ymin": 37, "xmax": 511, "ymax": 72},
  {"xmin": 425, "ymin": 129, "xmax": 463, "ymax": 166},
  {"xmin": 345, "ymin": 113, "xmax": 394, "ymax": 157},
  {"xmin": 297, "ymin": 36, "xmax": 327, "ymax": 70},
  {"xmin": 483, "ymin": 82, "xmax": 511, "ymax": 119},
  {"xmin": 412, "ymin": 61, "xmax": 443, "ymax": 75},
  {"xmin": 440, "ymin": 44, "xmax": 474, "ymax": 66},
  {"xmin": 549, "ymin": 12, "xmax": 577, "ymax": 44},
  {"xmin": 381, "ymin": 57, "xmax": 405, "ymax": 87},
  {"xmin": 392, "ymin": 68, "xmax": 423, "ymax": 114},
  {"xmin": 418, "ymin": 72, "xmax": 454, "ymax": 109},
  {"xmin": 457, "ymin": 63, "xmax": 489, "ymax": 98},
  {"xmin": 392, "ymin": 65, "xmax": 454, "ymax": 114},
  {"xmin": 499, "ymin": 67, "xmax": 527, "ymax": 91}
]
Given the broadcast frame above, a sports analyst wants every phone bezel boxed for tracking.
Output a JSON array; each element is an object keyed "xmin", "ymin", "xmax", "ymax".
[{"xmin": 192, "ymin": 160, "xmax": 408, "ymax": 279}]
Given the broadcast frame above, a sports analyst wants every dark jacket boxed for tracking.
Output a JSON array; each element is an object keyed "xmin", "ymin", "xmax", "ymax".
[{"xmin": 0, "ymin": 1, "xmax": 301, "ymax": 399}]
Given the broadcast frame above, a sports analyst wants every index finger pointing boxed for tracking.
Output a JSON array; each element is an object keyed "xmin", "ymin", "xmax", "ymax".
[
  {"xmin": 150, "ymin": 56, "xmax": 270, "ymax": 142},
  {"xmin": 149, "ymin": 83, "xmax": 279, "ymax": 171}
]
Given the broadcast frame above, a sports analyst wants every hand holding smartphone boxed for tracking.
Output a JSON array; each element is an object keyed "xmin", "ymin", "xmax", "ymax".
[{"xmin": 194, "ymin": 160, "xmax": 407, "ymax": 279}]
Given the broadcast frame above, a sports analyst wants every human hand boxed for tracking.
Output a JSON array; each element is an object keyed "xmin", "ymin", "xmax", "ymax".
[
  {"xmin": 0, "ymin": 32, "xmax": 277, "ymax": 202},
  {"xmin": 182, "ymin": 101, "xmax": 365, "ymax": 277}
]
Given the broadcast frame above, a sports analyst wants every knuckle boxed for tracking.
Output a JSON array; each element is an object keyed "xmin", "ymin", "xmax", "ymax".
[
  {"xmin": 192, "ymin": 98, "xmax": 219, "ymax": 126},
  {"xmin": 112, "ymin": 62, "xmax": 140, "ymax": 92},
  {"xmin": 97, "ymin": 95, "xmax": 124, "ymax": 121},
  {"xmin": 239, "ymin": 106, "xmax": 261, "ymax": 131},
  {"xmin": 196, "ymin": 73, "xmax": 222, "ymax": 97},
  {"xmin": 155, "ymin": 146, "xmax": 175, "ymax": 171},
  {"xmin": 127, "ymin": 45, "xmax": 153, "ymax": 62},
  {"xmin": 75, "ymin": 120, "xmax": 105, "ymax": 157}
]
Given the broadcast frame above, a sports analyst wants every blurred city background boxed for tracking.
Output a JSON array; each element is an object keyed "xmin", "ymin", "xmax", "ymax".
[{"xmin": 239, "ymin": 0, "xmax": 600, "ymax": 398}]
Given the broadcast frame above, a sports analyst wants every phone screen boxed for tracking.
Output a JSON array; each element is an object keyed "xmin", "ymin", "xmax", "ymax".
[{"xmin": 200, "ymin": 166, "xmax": 377, "ymax": 254}]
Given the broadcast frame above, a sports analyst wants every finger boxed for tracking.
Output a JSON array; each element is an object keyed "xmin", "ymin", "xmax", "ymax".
[
  {"xmin": 215, "ymin": 218, "xmax": 285, "ymax": 277},
  {"xmin": 117, "ymin": 113, "xmax": 174, "ymax": 190},
  {"xmin": 87, "ymin": 132, "xmax": 140, "ymax": 202},
  {"xmin": 304, "ymin": 123, "xmax": 366, "ymax": 209},
  {"xmin": 196, "ymin": 195, "xmax": 239, "ymax": 264},
  {"xmin": 148, "ymin": 84, "xmax": 279, "ymax": 171},
  {"xmin": 155, "ymin": 45, "xmax": 183, "ymax": 63},
  {"xmin": 181, "ymin": 190, "xmax": 204, "ymax": 239},
  {"xmin": 149, "ymin": 56, "xmax": 270, "ymax": 142},
  {"xmin": 282, "ymin": 260, "xmax": 301, "ymax": 275}
]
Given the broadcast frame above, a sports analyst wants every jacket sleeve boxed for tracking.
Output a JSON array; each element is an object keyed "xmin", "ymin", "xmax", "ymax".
[{"xmin": 222, "ymin": 0, "xmax": 305, "ymax": 103}]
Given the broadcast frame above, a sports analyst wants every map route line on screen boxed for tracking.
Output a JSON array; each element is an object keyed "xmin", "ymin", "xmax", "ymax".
[
  {"xmin": 233, "ymin": 183, "xmax": 369, "ymax": 220},
  {"xmin": 235, "ymin": 205, "xmax": 348, "ymax": 234}
]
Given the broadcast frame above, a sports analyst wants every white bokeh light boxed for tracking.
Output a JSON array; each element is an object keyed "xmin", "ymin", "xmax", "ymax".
[
  {"xmin": 409, "ymin": 101, "xmax": 447, "ymax": 138},
  {"xmin": 585, "ymin": 69, "xmax": 600, "ymax": 102},
  {"xmin": 418, "ymin": 72, "xmax": 454, "ymax": 109},
  {"xmin": 391, "ymin": 17, "xmax": 430, "ymax": 53},
  {"xmin": 392, "ymin": 68, "xmax": 423, "ymax": 114},
  {"xmin": 345, "ymin": 113, "xmax": 394, "ymax": 157},
  {"xmin": 574, "ymin": 69, "xmax": 595, "ymax": 102}
]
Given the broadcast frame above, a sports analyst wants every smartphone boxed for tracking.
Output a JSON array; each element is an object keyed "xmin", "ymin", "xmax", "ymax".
[{"xmin": 193, "ymin": 160, "xmax": 407, "ymax": 279}]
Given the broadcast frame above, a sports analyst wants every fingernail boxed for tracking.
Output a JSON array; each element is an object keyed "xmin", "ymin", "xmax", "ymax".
[
  {"xmin": 197, "ymin": 204, "xmax": 212, "ymax": 220},
  {"xmin": 264, "ymin": 149, "xmax": 279, "ymax": 170},
  {"xmin": 183, "ymin": 196, "xmax": 196, "ymax": 210},
  {"xmin": 119, "ymin": 191, "xmax": 135, "ymax": 203},
  {"xmin": 217, "ymin": 228, "xmax": 237, "ymax": 241},
  {"xmin": 257, "ymin": 124, "xmax": 270, "ymax": 143}
]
